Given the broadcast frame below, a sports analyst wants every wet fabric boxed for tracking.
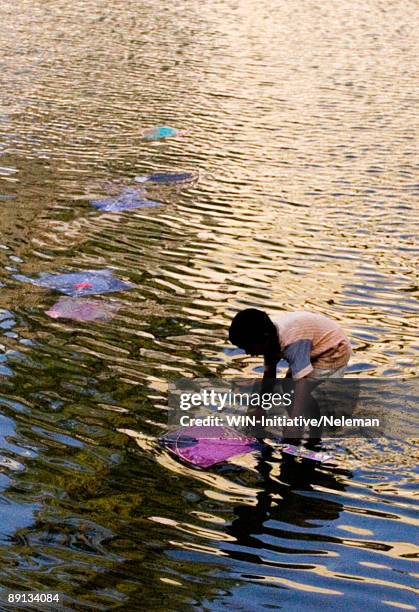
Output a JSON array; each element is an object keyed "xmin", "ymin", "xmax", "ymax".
[
  {"xmin": 90, "ymin": 188, "xmax": 161, "ymax": 212},
  {"xmin": 135, "ymin": 172, "xmax": 196, "ymax": 185},
  {"xmin": 142, "ymin": 126, "xmax": 178, "ymax": 140},
  {"xmin": 46, "ymin": 297, "xmax": 120, "ymax": 322},
  {"xmin": 160, "ymin": 426, "xmax": 260, "ymax": 468},
  {"xmin": 14, "ymin": 269, "xmax": 134, "ymax": 296},
  {"xmin": 282, "ymin": 444, "xmax": 332, "ymax": 462}
]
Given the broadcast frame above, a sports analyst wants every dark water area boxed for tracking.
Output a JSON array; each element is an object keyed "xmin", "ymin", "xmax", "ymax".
[{"xmin": 0, "ymin": 0, "xmax": 418, "ymax": 609}]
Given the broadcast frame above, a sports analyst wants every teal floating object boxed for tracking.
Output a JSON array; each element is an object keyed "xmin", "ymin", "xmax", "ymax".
[{"xmin": 143, "ymin": 126, "xmax": 178, "ymax": 140}]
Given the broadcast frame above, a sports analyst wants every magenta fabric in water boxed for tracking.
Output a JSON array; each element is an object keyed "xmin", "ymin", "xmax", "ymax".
[
  {"xmin": 46, "ymin": 297, "xmax": 120, "ymax": 322},
  {"xmin": 160, "ymin": 426, "xmax": 260, "ymax": 468}
]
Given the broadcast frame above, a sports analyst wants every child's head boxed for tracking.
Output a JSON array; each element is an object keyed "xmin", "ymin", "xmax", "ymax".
[{"xmin": 229, "ymin": 308, "xmax": 276, "ymax": 355}]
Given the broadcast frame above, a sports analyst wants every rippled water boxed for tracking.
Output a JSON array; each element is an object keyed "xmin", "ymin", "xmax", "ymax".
[{"xmin": 0, "ymin": 0, "xmax": 418, "ymax": 609}]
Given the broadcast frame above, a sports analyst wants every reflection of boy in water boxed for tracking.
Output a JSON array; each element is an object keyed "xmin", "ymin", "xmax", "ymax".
[
  {"xmin": 226, "ymin": 444, "xmax": 349, "ymax": 555},
  {"xmin": 228, "ymin": 309, "xmax": 352, "ymax": 442}
]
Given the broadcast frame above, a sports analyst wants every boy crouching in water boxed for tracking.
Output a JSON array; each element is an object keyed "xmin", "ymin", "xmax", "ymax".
[{"xmin": 228, "ymin": 309, "xmax": 352, "ymax": 442}]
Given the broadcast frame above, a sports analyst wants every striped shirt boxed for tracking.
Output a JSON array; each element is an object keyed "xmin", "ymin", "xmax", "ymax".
[{"xmin": 272, "ymin": 311, "xmax": 352, "ymax": 380}]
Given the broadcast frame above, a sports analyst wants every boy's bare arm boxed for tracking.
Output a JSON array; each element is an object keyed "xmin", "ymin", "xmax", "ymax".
[
  {"xmin": 262, "ymin": 356, "xmax": 277, "ymax": 393},
  {"xmin": 263, "ymin": 361, "xmax": 277, "ymax": 379}
]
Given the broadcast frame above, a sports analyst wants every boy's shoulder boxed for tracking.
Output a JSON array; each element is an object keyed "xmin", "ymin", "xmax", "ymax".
[
  {"xmin": 272, "ymin": 310, "xmax": 323, "ymax": 326},
  {"xmin": 272, "ymin": 311, "xmax": 345, "ymax": 344}
]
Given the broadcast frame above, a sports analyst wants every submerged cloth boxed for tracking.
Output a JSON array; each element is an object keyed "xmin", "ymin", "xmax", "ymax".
[
  {"xmin": 160, "ymin": 426, "xmax": 260, "ymax": 468},
  {"xmin": 90, "ymin": 187, "xmax": 161, "ymax": 212},
  {"xmin": 46, "ymin": 297, "xmax": 120, "ymax": 322},
  {"xmin": 142, "ymin": 126, "xmax": 178, "ymax": 140},
  {"xmin": 14, "ymin": 269, "xmax": 134, "ymax": 296},
  {"xmin": 273, "ymin": 312, "xmax": 351, "ymax": 380},
  {"xmin": 281, "ymin": 444, "xmax": 332, "ymax": 462},
  {"xmin": 307, "ymin": 365, "xmax": 348, "ymax": 380},
  {"xmin": 135, "ymin": 171, "xmax": 196, "ymax": 185}
]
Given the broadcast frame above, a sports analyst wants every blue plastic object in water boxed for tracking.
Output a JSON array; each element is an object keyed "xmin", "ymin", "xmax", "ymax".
[
  {"xmin": 14, "ymin": 269, "xmax": 134, "ymax": 296},
  {"xmin": 135, "ymin": 172, "xmax": 196, "ymax": 185},
  {"xmin": 90, "ymin": 187, "xmax": 161, "ymax": 212},
  {"xmin": 142, "ymin": 126, "xmax": 178, "ymax": 140}
]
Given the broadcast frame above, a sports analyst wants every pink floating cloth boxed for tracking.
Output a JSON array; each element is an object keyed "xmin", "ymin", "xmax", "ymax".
[
  {"xmin": 46, "ymin": 297, "xmax": 120, "ymax": 322},
  {"xmin": 160, "ymin": 426, "xmax": 261, "ymax": 468}
]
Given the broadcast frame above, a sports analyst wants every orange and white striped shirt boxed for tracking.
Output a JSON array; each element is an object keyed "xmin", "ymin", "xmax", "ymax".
[{"xmin": 272, "ymin": 311, "xmax": 352, "ymax": 380}]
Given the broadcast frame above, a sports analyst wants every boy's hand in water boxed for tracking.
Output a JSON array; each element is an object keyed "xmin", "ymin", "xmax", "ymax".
[
  {"xmin": 244, "ymin": 402, "xmax": 265, "ymax": 438},
  {"xmin": 283, "ymin": 377, "xmax": 317, "ymax": 440}
]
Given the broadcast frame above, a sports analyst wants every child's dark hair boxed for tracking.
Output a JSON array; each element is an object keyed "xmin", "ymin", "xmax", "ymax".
[{"xmin": 229, "ymin": 308, "xmax": 276, "ymax": 348}]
